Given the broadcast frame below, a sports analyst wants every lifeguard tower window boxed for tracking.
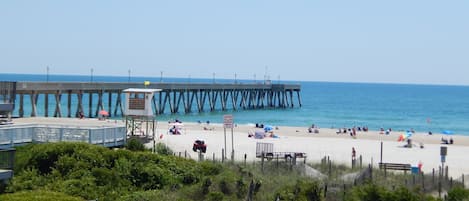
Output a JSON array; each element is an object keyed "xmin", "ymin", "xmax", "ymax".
[{"xmin": 129, "ymin": 93, "xmax": 145, "ymax": 110}]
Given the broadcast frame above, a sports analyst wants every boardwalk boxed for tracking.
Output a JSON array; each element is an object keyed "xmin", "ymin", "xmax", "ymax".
[
  {"xmin": 14, "ymin": 82, "xmax": 302, "ymax": 118},
  {"xmin": 0, "ymin": 118, "xmax": 126, "ymax": 149}
]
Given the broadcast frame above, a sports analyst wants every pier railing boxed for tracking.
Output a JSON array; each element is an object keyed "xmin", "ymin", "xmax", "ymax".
[{"xmin": 13, "ymin": 82, "xmax": 302, "ymax": 118}]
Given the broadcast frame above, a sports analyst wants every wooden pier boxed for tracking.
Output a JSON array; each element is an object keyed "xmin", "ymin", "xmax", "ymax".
[{"xmin": 13, "ymin": 82, "xmax": 302, "ymax": 118}]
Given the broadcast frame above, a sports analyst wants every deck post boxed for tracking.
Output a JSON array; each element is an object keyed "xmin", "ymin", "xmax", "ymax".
[
  {"xmin": 88, "ymin": 92, "xmax": 93, "ymax": 118},
  {"xmin": 44, "ymin": 93, "xmax": 49, "ymax": 117},
  {"xmin": 108, "ymin": 92, "xmax": 112, "ymax": 117},
  {"xmin": 19, "ymin": 94, "xmax": 24, "ymax": 117},
  {"xmin": 67, "ymin": 90, "xmax": 72, "ymax": 117},
  {"xmin": 30, "ymin": 91, "xmax": 37, "ymax": 117}
]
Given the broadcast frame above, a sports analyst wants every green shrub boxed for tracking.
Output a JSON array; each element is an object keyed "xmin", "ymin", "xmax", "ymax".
[
  {"xmin": 0, "ymin": 190, "xmax": 84, "ymax": 201},
  {"xmin": 155, "ymin": 142, "xmax": 173, "ymax": 155},
  {"xmin": 125, "ymin": 138, "xmax": 145, "ymax": 151},
  {"xmin": 206, "ymin": 191, "xmax": 224, "ymax": 201},
  {"xmin": 275, "ymin": 179, "xmax": 323, "ymax": 201},
  {"xmin": 447, "ymin": 187, "xmax": 469, "ymax": 201},
  {"xmin": 117, "ymin": 190, "xmax": 181, "ymax": 201}
]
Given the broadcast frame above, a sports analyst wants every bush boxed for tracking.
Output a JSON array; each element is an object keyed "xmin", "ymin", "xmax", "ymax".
[
  {"xmin": 447, "ymin": 187, "xmax": 469, "ymax": 201},
  {"xmin": 275, "ymin": 179, "xmax": 323, "ymax": 201},
  {"xmin": 0, "ymin": 190, "xmax": 84, "ymax": 201},
  {"xmin": 125, "ymin": 138, "xmax": 145, "ymax": 151},
  {"xmin": 155, "ymin": 143, "xmax": 173, "ymax": 155},
  {"xmin": 206, "ymin": 191, "xmax": 225, "ymax": 201}
]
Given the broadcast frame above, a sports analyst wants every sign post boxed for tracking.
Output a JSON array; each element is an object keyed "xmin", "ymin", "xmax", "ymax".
[
  {"xmin": 440, "ymin": 146, "xmax": 447, "ymax": 176},
  {"xmin": 223, "ymin": 115, "xmax": 234, "ymax": 160}
]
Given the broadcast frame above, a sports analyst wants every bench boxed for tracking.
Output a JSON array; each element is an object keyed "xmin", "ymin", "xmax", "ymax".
[{"xmin": 379, "ymin": 162, "xmax": 412, "ymax": 177}]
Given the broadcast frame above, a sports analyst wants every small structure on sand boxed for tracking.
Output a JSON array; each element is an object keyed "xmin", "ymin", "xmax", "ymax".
[{"xmin": 123, "ymin": 88, "xmax": 161, "ymax": 139}]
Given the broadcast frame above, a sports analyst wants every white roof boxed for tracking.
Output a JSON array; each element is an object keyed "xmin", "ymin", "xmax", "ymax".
[{"xmin": 123, "ymin": 88, "xmax": 162, "ymax": 93}]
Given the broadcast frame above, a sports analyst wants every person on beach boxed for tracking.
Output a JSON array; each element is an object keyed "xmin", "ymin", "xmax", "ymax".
[{"xmin": 352, "ymin": 147, "xmax": 356, "ymax": 160}]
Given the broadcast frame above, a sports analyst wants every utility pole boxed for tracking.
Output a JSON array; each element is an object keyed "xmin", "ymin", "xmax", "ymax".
[
  {"xmin": 90, "ymin": 68, "xmax": 94, "ymax": 83},
  {"xmin": 46, "ymin": 66, "xmax": 50, "ymax": 83},
  {"xmin": 128, "ymin": 69, "xmax": 131, "ymax": 83},
  {"xmin": 160, "ymin": 71, "xmax": 163, "ymax": 83}
]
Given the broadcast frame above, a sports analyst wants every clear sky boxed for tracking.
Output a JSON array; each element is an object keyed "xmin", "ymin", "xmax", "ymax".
[{"xmin": 1, "ymin": 1, "xmax": 468, "ymax": 85}]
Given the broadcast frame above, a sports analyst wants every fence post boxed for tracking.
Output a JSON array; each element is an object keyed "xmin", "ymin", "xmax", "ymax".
[
  {"xmin": 261, "ymin": 152, "xmax": 265, "ymax": 173},
  {"xmin": 244, "ymin": 153, "xmax": 247, "ymax": 166},
  {"xmin": 222, "ymin": 148, "xmax": 225, "ymax": 163},
  {"xmin": 324, "ymin": 183, "xmax": 328, "ymax": 198},
  {"xmin": 421, "ymin": 172, "xmax": 425, "ymax": 192},
  {"xmin": 213, "ymin": 153, "xmax": 215, "ymax": 162},
  {"xmin": 198, "ymin": 150, "xmax": 203, "ymax": 162},
  {"xmin": 359, "ymin": 155, "xmax": 362, "ymax": 168},
  {"xmin": 463, "ymin": 174, "xmax": 465, "ymax": 188},
  {"xmin": 445, "ymin": 166, "xmax": 449, "ymax": 181},
  {"xmin": 185, "ymin": 150, "xmax": 187, "ymax": 158},
  {"xmin": 432, "ymin": 168, "xmax": 435, "ymax": 186}
]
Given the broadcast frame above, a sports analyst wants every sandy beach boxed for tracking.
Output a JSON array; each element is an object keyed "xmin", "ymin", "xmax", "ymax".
[
  {"xmin": 8, "ymin": 117, "xmax": 469, "ymax": 179},
  {"xmin": 158, "ymin": 121, "xmax": 469, "ymax": 179}
]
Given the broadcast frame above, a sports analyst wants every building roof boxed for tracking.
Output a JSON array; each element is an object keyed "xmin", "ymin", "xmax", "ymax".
[{"xmin": 122, "ymin": 88, "xmax": 162, "ymax": 93}]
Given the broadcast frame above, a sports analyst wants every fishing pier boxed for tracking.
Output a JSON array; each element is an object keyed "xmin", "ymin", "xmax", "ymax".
[{"xmin": 11, "ymin": 82, "xmax": 302, "ymax": 118}]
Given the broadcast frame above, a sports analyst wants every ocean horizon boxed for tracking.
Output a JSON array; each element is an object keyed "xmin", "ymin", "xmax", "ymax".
[{"xmin": 2, "ymin": 73, "xmax": 469, "ymax": 136}]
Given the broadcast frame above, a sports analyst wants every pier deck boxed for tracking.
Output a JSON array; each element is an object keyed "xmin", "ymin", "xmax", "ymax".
[{"xmin": 12, "ymin": 82, "xmax": 302, "ymax": 118}]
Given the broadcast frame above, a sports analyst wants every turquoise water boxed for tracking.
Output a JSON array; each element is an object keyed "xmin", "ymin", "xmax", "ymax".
[{"xmin": 2, "ymin": 73, "xmax": 469, "ymax": 135}]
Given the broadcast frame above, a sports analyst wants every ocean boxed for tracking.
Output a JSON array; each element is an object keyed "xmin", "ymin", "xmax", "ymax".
[{"xmin": 2, "ymin": 73, "xmax": 469, "ymax": 135}]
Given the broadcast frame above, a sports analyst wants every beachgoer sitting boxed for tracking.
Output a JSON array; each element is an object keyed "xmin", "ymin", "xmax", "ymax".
[
  {"xmin": 450, "ymin": 137, "xmax": 454, "ymax": 144},
  {"xmin": 308, "ymin": 127, "xmax": 313, "ymax": 133}
]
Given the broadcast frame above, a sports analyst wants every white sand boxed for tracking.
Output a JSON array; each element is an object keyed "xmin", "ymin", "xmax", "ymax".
[{"xmin": 158, "ymin": 122, "xmax": 469, "ymax": 179}]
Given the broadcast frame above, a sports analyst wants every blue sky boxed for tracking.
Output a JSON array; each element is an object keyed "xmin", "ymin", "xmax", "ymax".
[{"xmin": 1, "ymin": 1, "xmax": 468, "ymax": 85}]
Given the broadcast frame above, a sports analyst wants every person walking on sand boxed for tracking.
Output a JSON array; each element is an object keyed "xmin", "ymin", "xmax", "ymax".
[{"xmin": 352, "ymin": 147, "xmax": 356, "ymax": 160}]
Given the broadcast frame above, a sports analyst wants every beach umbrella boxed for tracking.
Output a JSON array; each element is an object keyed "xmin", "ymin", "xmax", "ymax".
[
  {"xmin": 405, "ymin": 131, "xmax": 413, "ymax": 138},
  {"xmin": 442, "ymin": 130, "xmax": 453, "ymax": 135},
  {"xmin": 397, "ymin": 132, "xmax": 412, "ymax": 142},
  {"xmin": 98, "ymin": 110, "xmax": 109, "ymax": 116}
]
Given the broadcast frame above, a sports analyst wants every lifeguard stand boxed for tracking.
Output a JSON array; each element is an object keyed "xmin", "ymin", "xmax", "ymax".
[{"xmin": 123, "ymin": 88, "xmax": 161, "ymax": 139}]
